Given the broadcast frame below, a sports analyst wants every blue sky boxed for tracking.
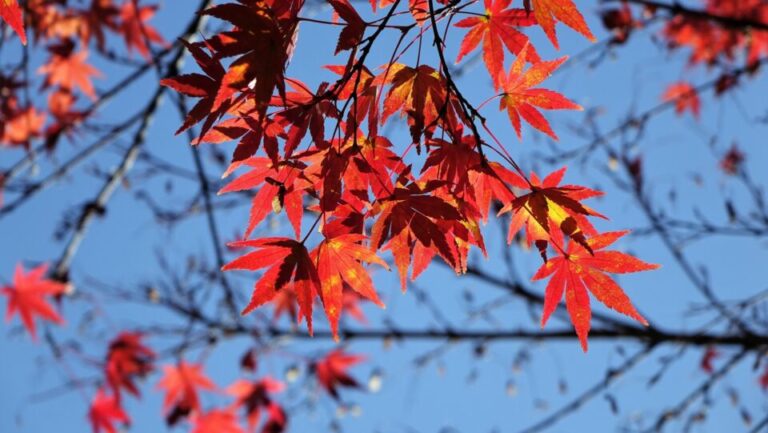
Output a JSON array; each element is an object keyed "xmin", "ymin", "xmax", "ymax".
[{"xmin": 1, "ymin": 1, "xmax": 766, "ymax": 432}]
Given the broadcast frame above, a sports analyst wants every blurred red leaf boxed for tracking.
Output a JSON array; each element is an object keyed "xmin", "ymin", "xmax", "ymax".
[
  {"xmin": 1, "ymin": 263, "xmax": 68, "ymax": 341},
  {"xmin": 88, "ymin": 389, "xmax": 130, "ymax": 433},
  {"xmin": 315, "ymin": 349, "xmax": 365, "ymax": 399}
]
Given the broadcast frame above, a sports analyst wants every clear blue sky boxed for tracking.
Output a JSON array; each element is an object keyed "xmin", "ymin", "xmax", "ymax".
[{"xmin": 1, "ymin": 1, "xmax": 766, "ymax": 432}]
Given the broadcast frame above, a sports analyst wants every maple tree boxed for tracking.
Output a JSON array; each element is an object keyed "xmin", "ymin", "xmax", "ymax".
[{"xmin": 1, "ymin": 0, "xmax": 767, "ymax": 432}]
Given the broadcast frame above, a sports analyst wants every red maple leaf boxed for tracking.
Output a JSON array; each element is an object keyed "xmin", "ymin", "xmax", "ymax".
[
  {"xmin": 0, "ymin": 0, "xmax": 26, "ymax": 45},
  {"xmin": 219, "ymin": 157, "xmax": 306, "ymax": 239},
  {"xmin": 273, "ymin": 79, "xmax": 338, "ymax": 159},
  {"xmin": 663, "ymin": 81, "xmax": 701, "ymax": 119},
  {"xmin": 370, "ymin": 180, "xmax": 463, "ymax": 290},
  {"xmin": 157, "ymin": 361, "xmax": 216, "ymax": 424},
  {"xmin": 160, "ymin": 39, "xmax": 232, "ymax": 138},
  {"xmin": 117, "ymin": 0, "xmax": 166, "ymax": 59},
  {"xmin": 191, "ymin": 409, "xmax": 245, "ymax": 433},
  {"xmin": 454, "ymin": 0, "xmax": 539, "ymax": 86},
  {"xmin": 104, "ymin": 331, "xmax": 155, "ymax": 400},
  {"xmin": 325, "ymin": 63, "xmax": 380, "ymax": 138},
  {"xmin": 88, "ymin": 389, "xmax": 130, "ymax": 433},
  {"xmin": 532, "ymin": 231, "xmax": 659, "ymax": 351},
  {"xmin": 340, "ymin": 135, "xmax": 407, "ymax": 202},
  {"xmin": 227, "ymin": 377, "xmax": 284, "ymax": 429},
  {"xmin": 527, "ymin": 0, "xmax": 594, "ymax": 49},
  {"xmin": 46, "ymin": 90, "xmax": 86, "ymax": 149},
  {"xmin": 269, "ymin": 287, "xmax": 299, "ymax": 324},
  {"xmin": 661, "ymin": 1, "xmax": 768, "ymax": 67},
  {"xmin": 421, "ymin": 134, "xmax": 485, "ymax": 195},
  {"xmin": 498, "ymin": 44, "xmax": 581, "ymax": 140},
  {"xmin": 1, "ymin": 263, "xmax": 68, "ymax": 340},
  {"xmin": 314, "ymin": 349, "xmax": 364, "ymax": 399},
  {"xmin": 329, "ymin": 0, "xmax": 366, "ymax": 54},
  {"xmin": 340, "ymin": 291, "xmax": 370, "ymax": 325},
  {"xmin": 312, "ymin": 233, "xmax": 388, "ymax": 339},
  {"xmin": 300, "ymin": 133, "xmax": 406, "ymax": 208},
  {"xmin": 202, "ymin": 2, "xmax": 297, "ymax": 127},
  {"xmin": 223, "ymin": 237, "xmax": 320, "ymax": 334},
  {"xmin": 201, "ymin": 108, "xmax": 289, "ymax": 163}
]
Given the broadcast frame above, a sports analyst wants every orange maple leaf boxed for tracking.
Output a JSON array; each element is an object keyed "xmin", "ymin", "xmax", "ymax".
[
  {"xmin": 157, "ymin": 362, "xmax": 216, "ymax": 421},
  {"xmin": 312, "ymin": 233, "xmax": 388, "ymax": 339},
  {"xmin": 378, "ymin": 0, "xmax": 432, "ymax": 25},
  {"xmin": 380, "ymin": 63, "xmax": 448, "ymax": 145},
  {"xmin": 1, "ymin": 106, "xmax": 46, "ymax": 148},
  {"xmin": 38, "ymin": 48, "xmax": 103, "ymax": 100},
  {"xmin": 528, "ymin": 0, "xmax": 594, "ymax": 49}
]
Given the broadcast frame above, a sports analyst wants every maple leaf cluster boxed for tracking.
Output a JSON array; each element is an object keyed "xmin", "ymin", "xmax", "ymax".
[
  {"xmin": 662, "ymin": 0, "xmax": 768, "ymax": 68},
  {"xmin": 89, "ymin": 332, "xmax": 155, "ymax": 433},
  {"xmin": 95, "ymin": 334, "xmax": 358, "ymax": 433},
  {"xmin": 157, "ymin": 0, "xmax": 659, "ymax": 351},
  {"xmin": 0, "ymin": 0, "xmax": 165, "ymax": 150},
  {"xmin": 88, "ymin": 339, "xmax": 298, "ymax": 433},
  {"xmin": 153, "ymin": 348, "xmax": 364, "ymax": 433},
  {"xmin": 657, "ymin": 0, "xmax": 768, "ymax": 120},
  {"xmin": 597, "ymin": 1, "xmax": 766, "ymax": 126},
  {"xmin": 597, "ymin": 0, "xmax": 768, "ymax": 70}
]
